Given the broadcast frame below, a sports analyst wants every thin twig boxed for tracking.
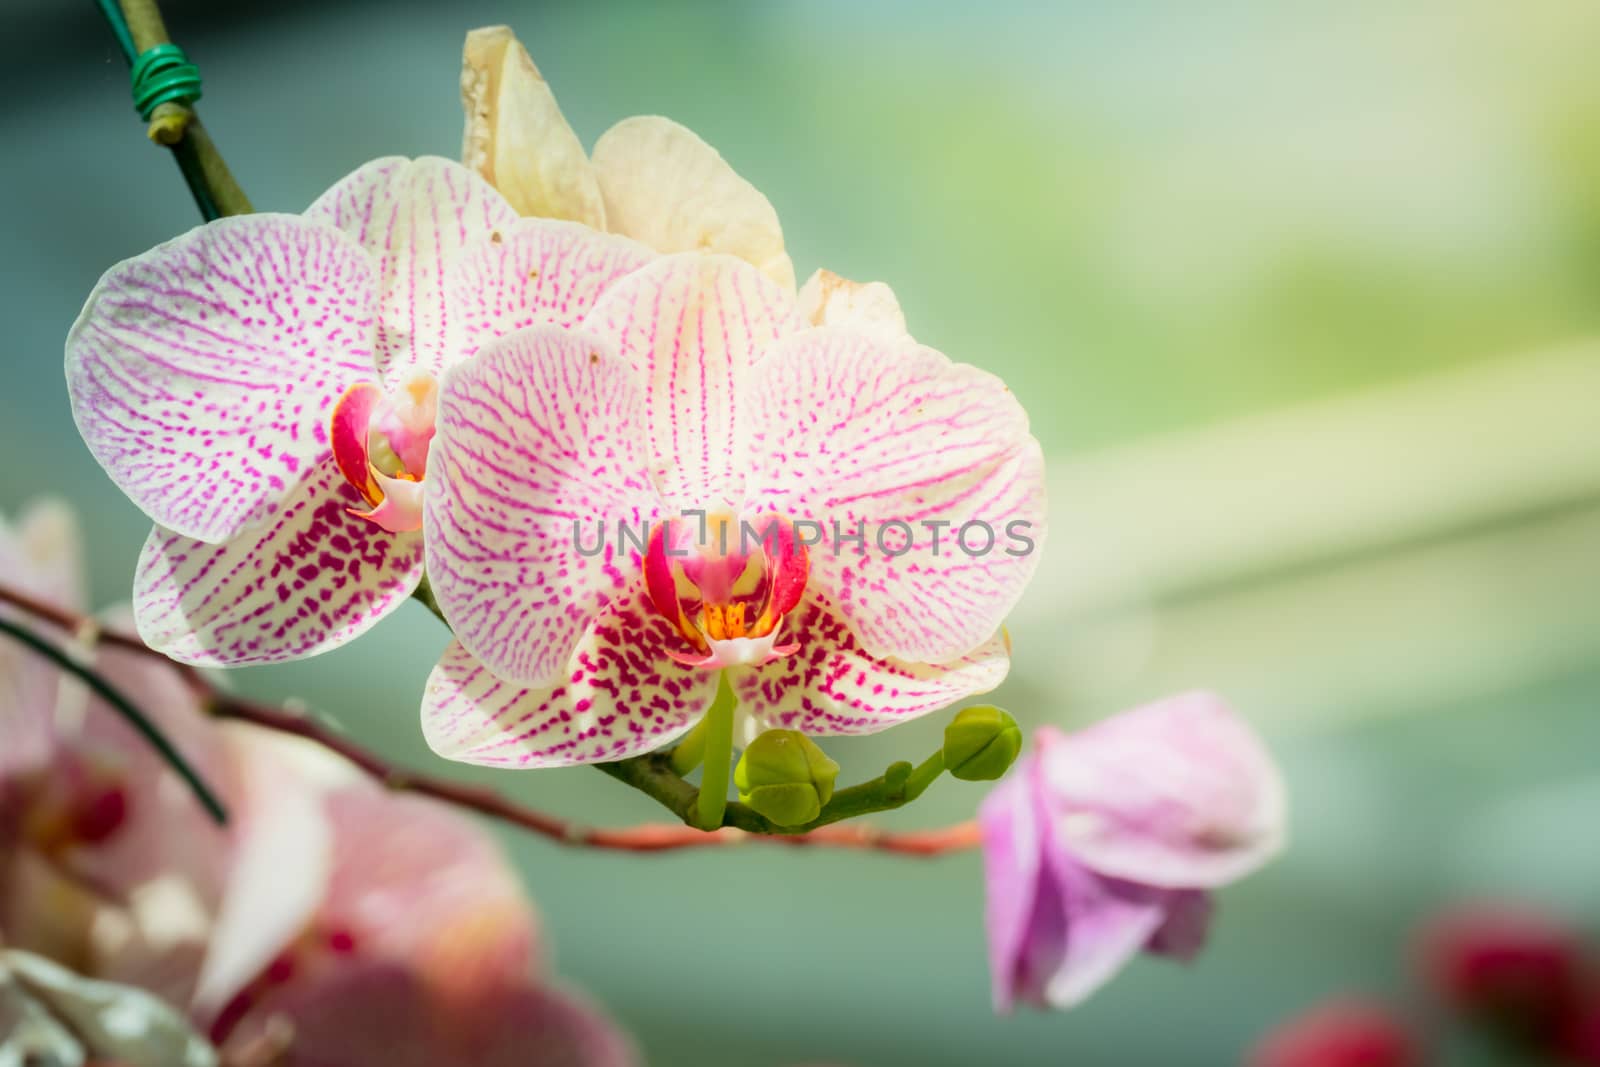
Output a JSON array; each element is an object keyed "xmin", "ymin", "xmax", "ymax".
[
  {"xmin": 0, "ymin": 616, "xmax": 227, "ymax": 824},
  {"xmin": 0, "ymin": 583, "xmax": 980, "ymax": 857}
]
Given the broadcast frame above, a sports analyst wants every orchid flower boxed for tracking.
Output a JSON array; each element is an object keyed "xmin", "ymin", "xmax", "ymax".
[
  {"xmin": 979, "ymin": 692, "xmax": 1286, "ymax": 1010},
  {"xmin": 420, "ymin": 250, "xmax": 1046, "ymax": 767},
  {"xmin": 64, "ymin": 156, "xmax": 654, "ymax": 666},
  {"xmin": 0, "ymin": 503, "xmax": 633, "ymax": 1066}
]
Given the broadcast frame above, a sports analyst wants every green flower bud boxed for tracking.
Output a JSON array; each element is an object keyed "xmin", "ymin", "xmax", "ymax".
[
  {"xmin": 943, "ymin": 705, "xmax": 1022, "ymax": 781},
  {"xmin": 734, "ymin": 730, "xmax": 840, "ymax": 827}
]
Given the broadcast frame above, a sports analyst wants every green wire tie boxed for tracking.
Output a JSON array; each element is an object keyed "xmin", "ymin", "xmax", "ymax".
[{"xmin": 130, "ymin": 42, "xmax": 202, "ymax": 120}]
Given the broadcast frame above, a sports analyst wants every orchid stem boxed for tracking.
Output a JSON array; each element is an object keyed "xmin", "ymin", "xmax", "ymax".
[
  {"xmin": 0, "ymin": 617, "xmax": 228, "ymax": 824},
  {"xmin": 669, "ymin": 716, "xmax": 711, "ymax": 776},
  {"xmin": 692, "ymin": 673, "xmax": 737, "ymax": 830},
  {"xmin": 97, "ymin": 0, "xmax": 252, "ymax": 219}
]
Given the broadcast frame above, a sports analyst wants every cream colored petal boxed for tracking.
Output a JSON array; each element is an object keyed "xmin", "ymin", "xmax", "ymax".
[
  {"xmin": 591, "ymin": 116, "xmax": 795, "ymax": 292},
  {"xmin": 460, "ymin": 26, "xmax": 606, "ymax": 226},
  {"xmin": 793, "ymin": 268, "xmax": 911, "ymax": 342}
]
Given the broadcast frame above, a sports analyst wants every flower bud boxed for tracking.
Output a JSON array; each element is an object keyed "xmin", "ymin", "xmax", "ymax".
[
  {"xmin": 734, "ymin": 731, "xmax": 839, "ymax": 827},
  {"xmin": 943, "ymin": 705, "xmax": 1022, "ymax": 781}
]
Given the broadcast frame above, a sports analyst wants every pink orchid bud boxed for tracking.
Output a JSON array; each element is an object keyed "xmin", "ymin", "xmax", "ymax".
[
  {"xmin": 1249, "ymin": 999, "xmax": 1424, "ymax": 1067},
  {"xmin": 979, "ymin": 692, "xmax": 1286, "ymax": 1010}
]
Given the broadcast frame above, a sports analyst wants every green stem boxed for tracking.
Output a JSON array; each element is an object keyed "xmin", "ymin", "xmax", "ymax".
[
  {"xmin": 0, "ymin": 617, "xmax": 228, "ymax": 824},
  {"xmin": 692, "ymin": 673, "xmax": 737, "ymax": 830},
  {"xmin": 669, "ymin": 716, "xmax": 711, "ymax": 776},
  {"xmin": 412, "ymin": 574, "xmax": 446, "ymax": 624},
  {"xmin": 97, "ymin": 0, "xmax": 252, "ymax": 219}
]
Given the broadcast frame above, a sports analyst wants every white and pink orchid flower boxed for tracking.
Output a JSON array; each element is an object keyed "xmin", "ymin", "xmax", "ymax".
[
  {"xmin": 420, "ymin": 251, "xmax": 1046, "ymax": 767},
  {"xmin": 64, "ymin": 157, "xmax": 654, "ymax": 666},
  {"xmin": 979, "ymin": 692, "xmax": 1287, "ymax": 1011}
]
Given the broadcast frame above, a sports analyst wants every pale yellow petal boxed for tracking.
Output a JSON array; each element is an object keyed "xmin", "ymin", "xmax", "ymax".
[
  {"xmin": 793, "ymin": 268, "xmax": 911, "ymax": 342},
  {"xmin": 591, "ymin": 116, "xmax": 795, "ymax": 292},
  {"xmin": 459, "ymin": 26, "xmax": 606, "ymax": 226}
]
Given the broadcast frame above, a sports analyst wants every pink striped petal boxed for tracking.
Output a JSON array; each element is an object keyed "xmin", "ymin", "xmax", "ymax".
[
  {"xmin": 425, "ymin": 325, "xmax": 663, "ymax": 687},
  {"xmin": 65, "ymin": 215, "xmax": 378, "ymax": 544},
  {"xmin": 582, "ymin": 254, "xmax": 791, "ymax": 510},
  {"xmin": 730, "ymin": 593, "xmax": 1008, "ymax": 740},
  {"xmin": 741, "ymin": 327, "xmax": 1046, "ymax": 664},
  {"xmin": 422, "ymin": 589, "xmax": 719, "ymax": 769},
  {"xmin": 1036, "ymin": 693, "xmax": 1288, "ymax": 890},
  {"xmin": 447, "ymin": 217, "xmax": 655, "ymax": 358},
  {"xmin": 134, "ymin": 459, "xmax": 424, "ymax": 666},
  {"xmin": 306, "ymin": 157, "xmax": 517, "ymax": 381}
]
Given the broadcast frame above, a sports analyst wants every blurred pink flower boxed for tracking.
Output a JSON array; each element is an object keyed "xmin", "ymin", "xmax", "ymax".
[
  {"xmin": 1413, "ymin": 901, "xmax": 1583, "ymax": 1043},
  {"xmin": 979, "ymin": 691, "xmax": 1286, "ymax": 1010},
  {"xmin": 0, "ymin": 501, "xmax": 633, "ymax": 1066},
  {"xmin": 1249, "ymin": 999, "xmax": 1424, "ymax": 1067}
]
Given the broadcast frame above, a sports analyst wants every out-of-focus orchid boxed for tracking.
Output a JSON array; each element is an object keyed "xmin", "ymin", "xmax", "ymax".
[
  {"xmin": 64, "ymin": 154, "xmax": 654, "ymax": 667},
  {"xmin": 1248, "ymin": 999, "xmax": 1424, "ymax": 1067},
  {"xmin": 0, "ymin": 503, "xmax": 633, "ymax": 1066},
  {"xmin": 978, "ymin": 692, "xmax": 1286, "ymax": 1010},
  {"xmin": 420, "ymin": 250, "xmax": 1045, "ymax": 767}
]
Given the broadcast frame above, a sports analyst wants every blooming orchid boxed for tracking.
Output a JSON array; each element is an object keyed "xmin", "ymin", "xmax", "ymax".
[
  {"xmin": 979, "ymin": 692, "xmax": 1286, "ymax": 1010},
  {"xmin": 64, "ymin": 156, "xmax": 653, "ymax": 666},
  {"xmin": 420, "ymin": 251, "xmax": 1046, "ymax": 767}
]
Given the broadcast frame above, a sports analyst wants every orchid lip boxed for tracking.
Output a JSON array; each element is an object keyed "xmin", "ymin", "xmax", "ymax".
[
  {"xmin": 645, "ymin": 511, "xmax": 809, "ymax": 670},
  {"xmin": 328, "ymin": 372, "xmax": 438, "ymax": 532}
]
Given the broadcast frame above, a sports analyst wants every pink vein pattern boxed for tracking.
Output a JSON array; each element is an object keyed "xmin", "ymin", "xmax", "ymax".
[
  {"xmin": 424, "ymin": 326, "xmax": 664, "ymax": 686},
  {"xmin": 422, "ymin": 584, "xmax": 719, "ymax": 768},
  {"xmin": 134, "ymin": 457, "xmax": 424, "ymax": 666},
  {"xmin": 65, "ymin": 215, "xmax": 378, "ymax": 544},
  {"xmin": 447, "ymin": 217, "xmax": 657, "ymax": 357},
  {"xmin": 741, "ymin": 326, "xmax": 1047, "ymax": 664},
  {"xmin": 583, "ymin": 254, "xmax": 791, "ymax": 511},
  {"xmin": 730, "ymin": 592, "xmax": 1010, "ymax": 739},
  {"xmin": 306, "ymin": 156, "xmax": 518, "ymax": 383}
]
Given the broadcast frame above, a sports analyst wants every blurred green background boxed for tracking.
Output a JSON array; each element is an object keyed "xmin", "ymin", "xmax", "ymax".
[{"xmin": 5, "ymin": 1, "xmax": 1600, "ymax": 1063}]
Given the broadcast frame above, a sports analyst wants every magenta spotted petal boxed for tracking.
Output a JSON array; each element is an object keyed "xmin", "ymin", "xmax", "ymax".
[
  {"xmin": 729, "ymin": 594, "xmax": 1009, "ymax": 741},
  {"xmin": 422, "ymin": 583, "xmax": 719, "ymax": 769},
  {"xmin": 134, "ymin": 459, "xmax": 424, "ymax": 666},
  {"xmin": 65, "ymin": 214, "xmax": 377, "ymax": 544}
]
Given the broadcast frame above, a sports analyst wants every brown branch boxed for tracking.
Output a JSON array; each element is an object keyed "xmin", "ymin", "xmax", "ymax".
[{"xmin": 0, "ymin": 583, "xmax": 981, "ymax": 858}]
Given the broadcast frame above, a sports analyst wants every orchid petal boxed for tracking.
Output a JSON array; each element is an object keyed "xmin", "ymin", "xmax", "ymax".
[
  {"xmin": 584, "ymin": 253, "xmax": 790, "ymax": 510},
  {"xmin": 1036, "ymin": 693, "xmax": 1288, "ymax": 890},
  {"xmin": 1028, "ymin": 859, "xmax": 1173, "ymax": 1011},
  {"xmin": 221, "ymin": 963, "xmax": 636, "ymax": 1067},
  {"xmin": 0, "ymin": 502, "xmax": 83, "ymax": 776},
  {"xmin": 134, "ymin": 459, "xmax": 423, "ymax": 666},
  {"xmin": 425, "ymin": 325, "xmax": 662, "ymax": 686},
  {"xmin": 446, "ymin": 217, "xmax": 654, "ymax": 359},
  {"xmin": 306, "ymin": 157, "xmax": 516, "ymax": 380},
  {"xmin": 793, "ymin": 268, "xmax": 910, "ymax": 342},
  {"xmin": 351, "ymin": 473, "xmax": 424, "ymax": 534},
  {"xmin": 192, "ymin": 727, "xmax": 337, "ymax": 1017},
  {"xmin": 742, "ymin": 327, "xmax": 1046, "ymax": 663},
  {"xmin": 318, "ymin": 787, "xmax": 539, "ymax": 998},
  {"xmin": 460, "ymin": 26, "xmax": 607, "ymax": 228},
  {"xmin": 730, "ymin": 593, "xmax": 1008, "ymax": 741},
  {"xmin": 978, "ymin": 765, "xmax": 1045, "ymax": 1013},
  {"xmin": 422, "ymin": 590, "xmax": 719, "ymax": 769},
  {"xmin": 65, "ymin": 214, "xmax": 377, "ymax": 543},
  {"xmin": 592, "ymin": 116, "xmax": 795, "ymax": 291}
]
